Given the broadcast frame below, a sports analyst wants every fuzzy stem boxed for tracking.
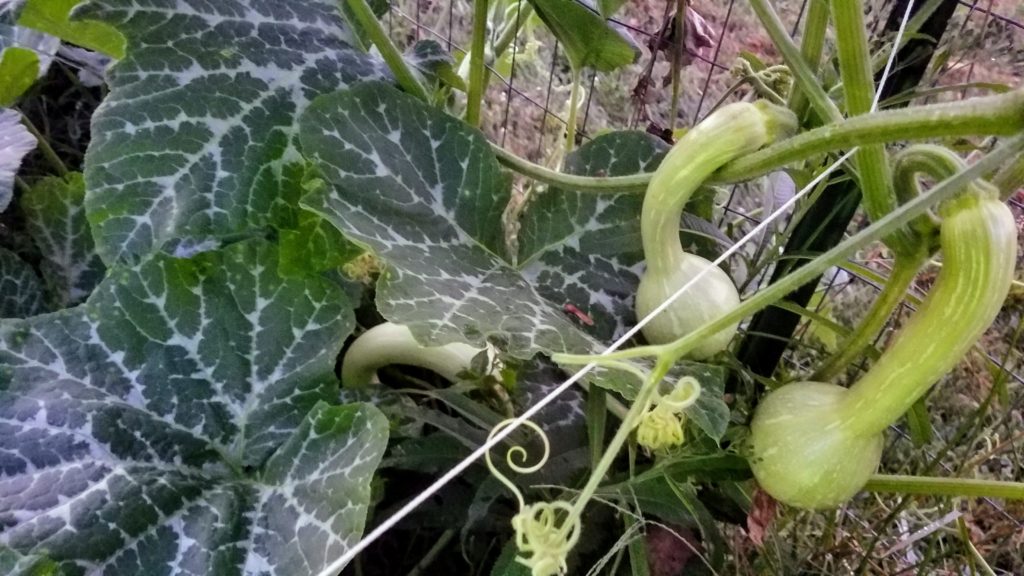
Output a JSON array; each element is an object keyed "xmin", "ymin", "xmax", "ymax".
[
  {"xmin": 564, "ymin": 67, "xmax": 582, "ymax": 154},
  {"xmin": 813, "ymin": 253, "xmax": 925, "ymax": 381},
  {"xmin": 787, "ymin": 0, "xmax": 829, "ymax": 118},
  {"xmin": 992, "ymin": 153, "xmax": 1024, "ymax": 201},
  {"xmin": 865, "ymin": 474, "xmax": 1024, "ymax": 500},
  {"xmin": 466, "ymin": 0, "xmax": 490, "ymax": 126},
  {"xmin": 715, "ymin": 90, "xmax": 1024, "ymax": 183},
  {"xmin": 750, "ymin": 0, "xmax": 841, "ymax": 124},
  {"xmin": 343, "ymin": 0, "xmax": 429, "ymax": 102},
  {"xmin": 18, "ymin": 113, "xmax": 68, "ymax": 177},
  {"xmin": 570, "ymin": 359, "xmax": 673, "ymax": 518},
  {"xmin": 492, "ymin": 90, "xmax": 1024, "ymax": 192},
  {"xmin": 831, "ymin": 0, "xmax": 910, "ymax": 255}
]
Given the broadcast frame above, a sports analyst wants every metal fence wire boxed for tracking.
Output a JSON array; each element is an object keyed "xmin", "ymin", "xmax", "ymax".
[{"xmin": 386, "ymin": 0, "xmax": 1024, "ymax": 572}]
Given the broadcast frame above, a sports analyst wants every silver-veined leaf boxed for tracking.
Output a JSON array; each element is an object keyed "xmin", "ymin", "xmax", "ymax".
[
  {"xmin": 79, "ymin": 0, "xmax": 390, "ymax": 264},
  {"xmin": 21, "ymin": 173, "xmax": 106, "ymax": 307},
  {"xmin": 0, "ymin": 246, "xmax": 46, "ymax": 318},
  {"xmin": 0, "ymin": 238, "xmax": 388, "ymax": 575}
]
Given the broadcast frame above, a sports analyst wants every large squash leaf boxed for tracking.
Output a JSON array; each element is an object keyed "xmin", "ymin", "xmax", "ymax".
[
  {"xmin": 299, "ymin": 83, "xmax": 601, "ymax": 360},
  {"xmin": 517, "ymin": 131, "xmax": 668, "ymax": 341},
  {"xmin": 0, "ymin": 239, "xmax": 388, "ymax": 575},
  {"xmin": 78, "ymin": 0, "xmax": 389, "ymax": 264},
  {"xmin": 0, "ymin": 247, "xmax": 46, "ymax": 318},
  {"xmin": 21, "ymin": 173, "xmax": 106, "ymax": 307}
]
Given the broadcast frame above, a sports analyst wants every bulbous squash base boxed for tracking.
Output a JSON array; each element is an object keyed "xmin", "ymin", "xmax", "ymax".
[
  {"xmin": 749, "ymin": 382, "xmax": 884, "ymax": 509},
  {"xmin": 635, "ymin": 253, "xmax": 740, "ymax": 359}
]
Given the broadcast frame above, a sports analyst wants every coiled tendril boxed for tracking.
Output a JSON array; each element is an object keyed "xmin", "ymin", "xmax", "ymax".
[
  {"xmin": 486, "ymin": 419, "xmax": 580, "ymax": 576},
  {"xmin": 636, "ymin": 376, "xmax": 702, "ymax": 452}
]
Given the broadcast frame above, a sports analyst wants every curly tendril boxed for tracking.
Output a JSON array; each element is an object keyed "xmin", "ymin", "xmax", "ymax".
[
  {"xmin": 511, "ymin": 501, "xmax": 582, "ymax": 576},
  {"xmin": 485, "ymin": 419, "xmax": 550, "ymax": 509},
  {"xmin": 636, "ymin": 404, "xmax": 684, "ymax": 451},
  {"xmin": 485, "ymin": 419, "xmax": 580, "ymax": 576},
  {"xmin": 636, "ymin": 376, "xmax": 702, "ymax": 452}
]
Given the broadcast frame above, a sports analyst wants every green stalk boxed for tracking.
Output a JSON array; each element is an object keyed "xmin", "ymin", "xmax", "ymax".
[
  {"xmin": 466, "ymin": 0, "xmax": 490, "ymax": 126},
  {"xmin": 668, "ymin": 0, "xmax": 685, "ymax": 131},
  {"xmin": 750, "ymin": 0, "xmax": 841, "ymax": 124},
  {"xmin": 812, "ymin": 253, "xmax": 925, "ymax": 380},
  {"xmin": 19, "ymin": 113, "xmax": 68, "ymax": 177},
  {"xmin": 569, "ymin": 359, "xmax": 673, "ymax": 518},
  {"xmin": 787, "ymin": 0, "xmax": 830, "ymax": 118},
  {"xmin": 831, "ymin": 0, "xmax": 911, "ymax": 255},
  {"xmin": 864, "ymin": 474, "xmax": 1024, "ymax": 500},
  {"xmin": 493, "ymin": 90, "xmax": 1024, "ymax": 192},
  {"xmin": 715, "ymin": 90, "xmax": 1024, "ymax": 183},
  {"xmin": 553, "ymin": 134, "xmax": 1024, "ymax": 366},
  {"xmin": 992, "ymin": 153, "xmax": 1024, "ymax": 200},
  {"xmin": 342, "ymin": 0, "xmax": 429, "ymax": 102},
  {"xmin": 564, "ymin": 67, "xmax": 582, "ymax": 153}
]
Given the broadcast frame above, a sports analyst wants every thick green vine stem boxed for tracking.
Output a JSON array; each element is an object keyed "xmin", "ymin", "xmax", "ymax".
[
  {"xmin": 486, "ymin": 419, "xmax": 580, "ymax": 576},
  {"xmin": 491, "ymin": 90, "xmax": 1024, "ymax": 194},
  {"xmin": 636, "ymin": 100, "xmax": 797, "ymax": 358},
  {"xmin": 750, "ymin": 190, "xmax": 1018, "ymax": 509},
  {"xmin": 340, "ymin": 322, "xmax": 490, "ymax": 387}
]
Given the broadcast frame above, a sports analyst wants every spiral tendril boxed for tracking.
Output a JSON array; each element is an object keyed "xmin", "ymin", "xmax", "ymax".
[
  {"xmin": 511, "ymin": 501, "xmax": 582, "ymax": 576},
  {"xmin": 656, "ymin": 376, "xmax": 702, "ymax": 412},
  {"xmin": 485, "ymin": 418, "xmax": 550, "ymax": 510}
]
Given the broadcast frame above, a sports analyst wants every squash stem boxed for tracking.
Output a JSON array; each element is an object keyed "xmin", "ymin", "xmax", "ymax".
[
  {"xmin": 831, "ymin": 0, "xmax": 910, "ymax": 256},
  {"xmin": 342, "ymin": 0, "xmax": 429, "ymax": 103},
  {"xmin": 865, "ymin": 474, "xmax": 1024, "ymax": 500},
  {"xmin": 812, "ymin": 252, "xmax": 925, "ymax": 381},
  {"xmin": 564, "ymin": 67, "xmax": 582, "ymax": 154},
  {"xmin": 492, "ymin": 90, "xmax": 1024, "ymax": 192},
  {"xmin": 466, "ymin": 0, "xmax": 489, "ymax": 126},
  {"xmin": 749, "ymin": 0, "xmax": 841, "ymax": 124},
  {"xmin": 569, "ymin": 358, "xmax": 673, "ymax": 518},
  {"xmin": 786, "ymin": 0, "xmax": 829, "ymax": 119}
]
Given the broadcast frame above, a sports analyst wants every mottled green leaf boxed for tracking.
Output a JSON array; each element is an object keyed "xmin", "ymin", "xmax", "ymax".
[
  {"xmin": 0, "ymin": 247, "xmax": 46, "ymax": 318},
  {"xmin": 278, "ymin": 207, "xmax": 365, "ymax": 278},
  {"xmin": 0, "ymin": 108, "xmax": 36, "ymax": 210},
  {"xmin": 301, "ymin": 83, "xmax": 594, "ymax": 353},
  {"xmin": 0, "ymin": 239, "xmax": 388, "ymax": 575},
  {"xmin": 526, "ymin": 0, "xmax": 638, "ymax": 71},
  {"xmin": 20, "ymin": 0, "xmax": 125, "ymax": 58},
  {"xmin": 517, "ymin": 131, "xmax": 667, "ymax": 341},
  {"xmin": 21, "ymin": 173, "xmax": 106, "ymax": 307},
  {"xmin": 79, "ymin": 0, "xmax": 389, "ymax": 264}
]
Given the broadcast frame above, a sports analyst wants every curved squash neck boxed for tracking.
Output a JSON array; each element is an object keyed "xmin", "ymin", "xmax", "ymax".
[{"xmin": 840, "ymin": 195, "xmax": 1018, "ymax": 437}]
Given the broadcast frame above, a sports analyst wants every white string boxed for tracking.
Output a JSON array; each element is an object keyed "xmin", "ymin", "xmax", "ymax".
[
  {"xmin": 872, "ymin": 0, "xmax": 917, "ymax": 113},
  {"xmin": 321, "ymin": 5, "xmax": 917, "ymax": 573}
]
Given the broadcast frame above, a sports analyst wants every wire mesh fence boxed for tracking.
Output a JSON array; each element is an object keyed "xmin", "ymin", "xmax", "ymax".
[{"xmin": 384, "ymin": 0, "xmax": 1024, "ymax": 571}]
